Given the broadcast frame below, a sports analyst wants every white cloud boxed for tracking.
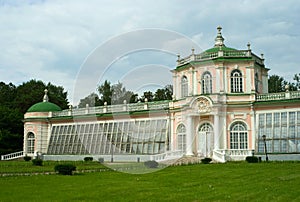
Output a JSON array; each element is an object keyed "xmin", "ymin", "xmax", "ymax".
[{"xmin": 0, "ymin": 0, "xmax": 299, "ymax": 105}]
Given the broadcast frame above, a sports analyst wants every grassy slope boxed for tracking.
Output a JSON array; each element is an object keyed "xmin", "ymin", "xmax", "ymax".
[{"xmin": 0, "ymin": 162, "xmax": 300, "ymax": 201}]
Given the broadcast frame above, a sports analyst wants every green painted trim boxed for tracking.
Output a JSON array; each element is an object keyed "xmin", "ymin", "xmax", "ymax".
[{"xmin": 27, "ymin": 102, "xmax": 62, "ymax": 112}]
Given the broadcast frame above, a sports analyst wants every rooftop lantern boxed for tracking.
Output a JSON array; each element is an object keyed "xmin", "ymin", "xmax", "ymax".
[{"xmin": 214, "ymin": 26, "xmax": 225, "ymax": 47}]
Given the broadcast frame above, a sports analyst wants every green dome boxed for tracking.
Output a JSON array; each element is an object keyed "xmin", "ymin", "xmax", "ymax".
[{"xmin": 27, "ymin": 101, "xmax": 62, "ymax": 112}]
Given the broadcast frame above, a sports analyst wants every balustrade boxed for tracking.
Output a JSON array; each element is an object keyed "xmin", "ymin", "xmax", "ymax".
[
  {"xmin": 52, "ymin": 100, "xmax": 170, "ymax": 118},
  {"xmin": 1, "ymin": 151, "xmax": 24, "ymax": 160},
  {"xmin": 177, "ymin": 49, "xmax": 258, "ymax": 66}
]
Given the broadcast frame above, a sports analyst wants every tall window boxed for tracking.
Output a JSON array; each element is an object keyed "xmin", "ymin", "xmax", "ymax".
[
  {"xmin": 230, "ymin": 122, "xmax": 248, "ymax": 149},
  {"xmin": 181, "ymin": 76, "xmax": 188, "ymax": 97},
  {"xmin": 255, "ymin": 73, "xmax": 259, "ymax": 92},
  {"xmin": 177, "ymin": 124, "xmax": 186, "ymax": 151},
  {"xmin": 231, "ymin": 69, "xmax": 243, "ymax": 93},
  {"xmin": 27, "ymin": 132, "xmax": 35, "ymax": 154},
  {"xmin": 202, "ymin": 71, "xmax": 212, "ymax": 94}
]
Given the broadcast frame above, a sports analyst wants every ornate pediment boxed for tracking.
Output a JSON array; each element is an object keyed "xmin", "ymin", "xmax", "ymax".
[{"xmin": 197, "ymin": 97, "xmax": 211, "ymax": 113}]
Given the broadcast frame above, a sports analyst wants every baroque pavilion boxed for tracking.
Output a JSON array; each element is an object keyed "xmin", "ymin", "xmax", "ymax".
[{"xmin": 2, "ymin": 27, "xmax": 300, "ymax": 162}]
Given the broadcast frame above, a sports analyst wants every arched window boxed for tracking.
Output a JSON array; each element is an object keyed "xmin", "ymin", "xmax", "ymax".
[
  {"xmin": 27, "ymin": 132, "xmax": 35, "ymax": 154},
  {"xmin": 177, "ymin": 124, "xmax": 186, "ymax": 151},
  {"xmin": 199, "ymin": 123, "xmax": 213, "ymax": 132},
  {"xmin": 181, "ymin": 76, "xmax": 188, "ymax": 97},
  {"xmin": 230, "ymin": 122, "xmax": 248, "ymax": 149},
  {"xmin": 231, "ymin": 69, "xmax": 243, "ymax": 93},
  {"xmin": 255, "ymin": 73, "xmax": 259, "ymax": 92},
  {"xmin": 202, "ymin": 71, "xmax": 212, "ymax": 94}
]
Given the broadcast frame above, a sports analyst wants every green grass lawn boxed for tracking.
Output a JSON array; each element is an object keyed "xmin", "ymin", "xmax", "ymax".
[{"xmin": 0, "ymin": 161, "xmax": 299, "ymax": 201}]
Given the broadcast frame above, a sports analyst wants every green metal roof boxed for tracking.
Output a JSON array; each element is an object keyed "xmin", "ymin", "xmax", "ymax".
[
  {"xmin": 27, "ymin": 101, "xmax": 62, "ymax": 112},
  {"xmin": 204, "ymin": 46, "xmax": 236, "ymax": 53}
]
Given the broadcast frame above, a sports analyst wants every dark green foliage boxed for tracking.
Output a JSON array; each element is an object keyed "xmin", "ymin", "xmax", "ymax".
[
  {"xmin": 140, "ymin": 91, "xmax": 154, "ymax": 102},
  {"xmin": 98, "ymin": 157, "xmax": 104, "ymax": 163},
  {"xmin": 268, "ymin": 74, "xmax": 298, "ymax": 93},
  {"xmin": 0, "ymin": 80, "xmax": 68, "ymax": 155},
  {"xmin": 84, "ymin": 157, "xmax": 93, "ymax": 162},
  {"xmin": 54, "ymin": 164, "xmax": 76, "ymax": 175},
  {"xmin": 154, "ymin": 85, "xmax": 173, "ymax": 101},
  {"xmin": 201, "ymin": 157, "xmax": 212, "ymax": 164},
  {"xmin": 23, "ymin": 156, "xmax": 31, "ymax": 161},
  {"xmin": 97, "ymin": 80, "xmax": 113, "ymax": 105},
  {"xmin": 144, "ymin": 160, "xmax": 159, "ymax": 168},
  {"xmin": 78, "ymin": 93, "xmax": 102, "ymax": 108},
  {"xmin": 32, "ymin": 159, "xmax": 43, "ymax": 166},
  {"xmin": 245, "ymin": 156, "xmax": 259, "ymax": 163}
]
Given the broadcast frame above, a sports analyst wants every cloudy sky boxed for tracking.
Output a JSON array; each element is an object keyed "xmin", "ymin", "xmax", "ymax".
[{"xmin": 0, "ymin": 0, "xmax": 299, "ymax": 105}]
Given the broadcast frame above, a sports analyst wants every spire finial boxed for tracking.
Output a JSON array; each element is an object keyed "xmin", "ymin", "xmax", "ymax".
[
  {"xmin": 214, "ymin": 26, "xmax": 225, "ymax": 47},
  {"xmin": 43, "ymin": 89, "xmax": 49, "ymax": 102}
]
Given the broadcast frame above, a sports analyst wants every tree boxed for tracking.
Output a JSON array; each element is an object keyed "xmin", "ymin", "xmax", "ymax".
[
  {"xmin": 140, "ymin": 91, "xmax": 154, "ymax": 102},
  {"xmin": 268, "ymin": 75, "xmax": 286, "ymax": 93},
  {"xmin": 46, "ymin": 82, "xmax": 69, "ymax": 109},
  {"xmin": 0, "ymin": 80, "xmax": 69, "ymax": 155},
  {"xmin": 78, "ymin": 93, "xmax": 102, "ymax": 108},
  {"xmin": 111, "ymin": 82, "xmax": 135, "ymax": 104},
  {"xmin": 292, "ymin": 73, "xmax": 300, "ymax": 90},
  {"xmin": 268, "ymin": 74, "xmax": 297, "ymax": 93},
  {"xmin": 97, "ymin": 80, "xmax": 113, "ymax": 105},
  {"xmin": 14, "ymin": 79, "xmax": 68, "ymax": 114},
  {"xmin": 154, "ymin": 85, "xmax": 173, "ymax": 101},
  {"xmin": 0, "ymin": 82, "xmax": 16, "ymax": 108}
]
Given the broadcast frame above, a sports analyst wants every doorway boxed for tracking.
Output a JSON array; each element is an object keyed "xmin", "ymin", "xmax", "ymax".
[{"xmin": 198, "ymin": 123, "xmax": 213, "ymax": 157}]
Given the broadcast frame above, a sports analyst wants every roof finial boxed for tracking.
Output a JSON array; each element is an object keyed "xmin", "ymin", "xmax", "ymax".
[
  {"xmin": 43, "ymin": 89, "xmax": 49, "ymax": 102},
  {"xmin": 214, "ymin": 26, "xmax": 225, "ymax": 47}
]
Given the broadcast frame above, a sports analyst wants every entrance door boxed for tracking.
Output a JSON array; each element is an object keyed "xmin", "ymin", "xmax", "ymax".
[{"xmin": 198, "ymin": 123, "xmax": 213, "ymax": 157}]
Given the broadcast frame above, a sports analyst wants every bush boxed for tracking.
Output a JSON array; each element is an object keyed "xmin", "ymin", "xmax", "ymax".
[
  {"xmin": 54, "ymin": 164, "xmax": 76, "ymax": 175},
  {"xmin": 201, "ymin": 157, "xmax": 212, "ymax": 164},
  {"xmin": 144, "ymin": 160, "xmax": 159, "ymax": 168},
  {"xmin": 24, "ymin": 156, "xmax": 31, "ymax": 161},
  {"xmin": 84, "ymin": 157, "xmax": 93, "ymax": 162},
  {"xmin": 32, "ymin": 158, "xmax": 43, "ymax": 166},
  {"xmin": 245, "ymin": 156, "xmax": 259, "ymax": 163},
  {"xmin": 98, "ymin": 157, "xmax": 104, "ymax": 163}
]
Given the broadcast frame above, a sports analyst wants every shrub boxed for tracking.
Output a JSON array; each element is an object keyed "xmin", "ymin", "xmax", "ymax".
[
  {"xmin": 201, "ymin": 157, "xmax": 212, "ymax": 164},
  {"xmin": 32, "ymin": 158, "xmax": 43, "ymax": 166},
  {"xmin": 24, "ymin": 156, "xmax": 31, "ymax": 161},
  {"xmin": 84, "ymin": 157, "xmax": 93, "ymax": 162},
  {"xmin": 98, "ymin": 157, "xmax": 104, "ymax": 163},
  {"xmin": 54, "ymin": 164, "xmax": 76, "ymax": 175},
  {"xmin": 144, "ymin": 160, "xmax": 159, "ymax": 168},
  {"xmin": 245, "ymin": 156, "xmax": 259, "ymax": 163}
]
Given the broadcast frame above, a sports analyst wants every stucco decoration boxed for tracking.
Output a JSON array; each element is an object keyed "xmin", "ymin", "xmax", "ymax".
[{"xmin": 197, "ymin": 97, "xmax": 211, "ymax": 113}]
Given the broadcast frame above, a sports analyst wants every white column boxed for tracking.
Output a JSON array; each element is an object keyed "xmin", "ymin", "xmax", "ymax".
[
  {"xmin": 186, "ymin": 116, "xmax": 194, "ymax": 156},
  {"xmin": 251, "ymin": 106, "xmax": 256, "ymax": 150},
  {"xmin": 216, "ymin": 68, "xmax": 220, "ymax": 93},
  {"xmin": 176, "ymin": 75, "xmax": 180, "ymax": 99},
  {"xmin": 193, "ymin": 70, "xmax": 197, "ymax": 95},
  {"xmin": 246, "ymin": 68, "xmax": 251, "ymax": 93},
  {"xmin": 214, "ymin": 114, "xmax": 220, "ymax": 150},
  {"xmin": 172, "ymin": 74, "xmax": 178, "ymax": 100},
  {"xmin": 170, "ymin": 115, "xmax": 175, "ymax": 151},
  {"xmin": 224, "ymin": 66, "xmax": 228, "ymax": 93}
]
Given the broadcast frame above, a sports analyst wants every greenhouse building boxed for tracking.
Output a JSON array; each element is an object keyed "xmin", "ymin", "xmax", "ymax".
[{"xmin": 2, "ymin": 27, "xmax": 300, "ymax": 162}]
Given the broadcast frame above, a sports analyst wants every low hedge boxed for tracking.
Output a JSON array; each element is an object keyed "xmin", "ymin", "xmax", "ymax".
[
  {"xmin": 245, "ymin": 156, "xmax": 259, "ymax": 163},
  {"xmin": 54, "ymin": 164, "xmax": 76, "ymax": 175},
  {"xmin": 32, "ymin": 159, "xmax": 43, "ymax": 166},
  {"xmin": 84, "ymin": 157, "xmax": 93, "ymax": 162},
  {"xmin": 24, "ymin": 156, "xmax": 31, "ymax": 162},
  {"xmin": 144, "ymin": 160, "xmax": 159, "ymax": 168},
  {"xmin": 98, "ymin": 157, "xmax": 104, "ymax": 163},
  {"xmin": 201, "ymin": 157, "xmax": 212, "ymax": 164}
]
